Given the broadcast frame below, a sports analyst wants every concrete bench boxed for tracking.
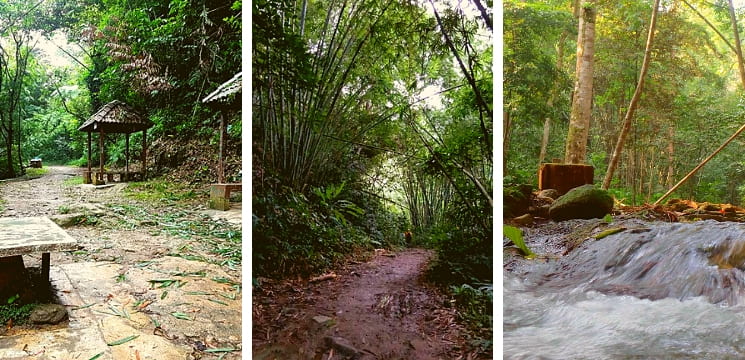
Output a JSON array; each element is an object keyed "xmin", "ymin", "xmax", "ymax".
[
  {"xmin": 0, "ymin": 217, "xmax": 77, "ymax": 283},
  {"xmin": 209, "ymin": 183, "xmax": 242, "ymax": 211}
]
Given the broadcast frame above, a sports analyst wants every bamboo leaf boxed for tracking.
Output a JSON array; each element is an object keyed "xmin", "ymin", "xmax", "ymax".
[
  {"xmin": 171, "ymin": 312, "xmax": 192, "ymax": 320},
  {"xmin": 107, "ymin": 335, "xmax": 139, "ymax": 346}
]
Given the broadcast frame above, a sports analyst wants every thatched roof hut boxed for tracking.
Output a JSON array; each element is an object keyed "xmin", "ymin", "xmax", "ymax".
[
  {"xmin": 78, "ymin": 100, "xmax": 153, "ymax": 134},
  {"xmin": 78, "ymin": 100, "xmax": 153, "ymax": 184}
]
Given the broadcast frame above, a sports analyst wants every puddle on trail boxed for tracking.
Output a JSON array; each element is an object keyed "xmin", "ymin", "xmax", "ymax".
[{"xmin": 505, "ymin": 220, "xmax": 745, "ymax": 359}]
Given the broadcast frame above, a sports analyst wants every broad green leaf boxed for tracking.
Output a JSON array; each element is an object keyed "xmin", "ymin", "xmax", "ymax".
[{"xmin": 504, "ymin": 225, "xmax": 535, "ymax": 258}]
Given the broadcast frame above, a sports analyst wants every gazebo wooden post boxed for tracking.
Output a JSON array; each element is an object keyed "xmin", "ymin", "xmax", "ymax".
[
  {"xmin": 142, "ymin": 129, "xmax": 147, "ymax": 180},
  {"xmin": 125, "ymin": 133, "xmax": 130, "ymax": 181},
  {"xmin": 99, "ymin": 127, "xmax": 105, "ymax": 184},
  {"xmin": 86, "ymin": 131, "xmax": 92, "ymax": 184},
  {"xmin": 219, "ymin": 111, "xmax": 226, "ymax": 184}
]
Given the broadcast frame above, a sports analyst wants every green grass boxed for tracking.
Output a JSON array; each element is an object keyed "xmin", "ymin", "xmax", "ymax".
[
  {"xmin": 63, "ymin": 177, "xmax": 84, "ymax": 186},
  {"xmin": 25, "ymin": 167, "xmax": 49, "ymax": 177},
  {"xmin": 125, "ymin": 180, "xmax": 201, "ymax": 202}
]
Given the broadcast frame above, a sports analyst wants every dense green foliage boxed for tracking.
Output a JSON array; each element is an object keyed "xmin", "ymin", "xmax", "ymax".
[
  {"xmin": 253, "ymin": 0, "xmax": 492, "ymax": 348},
  {"xmin": 505, "ymin": 0, "xmax": 745, "ymax": 205},
  {"xmin": 0, "ymin": 0, "xmax": 241, "ymax": 181}
]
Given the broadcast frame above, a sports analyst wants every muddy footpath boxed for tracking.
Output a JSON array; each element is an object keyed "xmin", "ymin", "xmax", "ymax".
[{"xmin": 253, "ymin": 248, "xmax": 483, "ymax": 359}]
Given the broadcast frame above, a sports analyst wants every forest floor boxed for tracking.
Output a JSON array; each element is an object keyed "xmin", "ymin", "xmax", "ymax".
[
  {"xmin": 252, "ymin": 248, "xmax": 484, "ymax": 360},
  {"xmin": 0, "ymin": 165, "xmax": 242, "ymax": 359}
]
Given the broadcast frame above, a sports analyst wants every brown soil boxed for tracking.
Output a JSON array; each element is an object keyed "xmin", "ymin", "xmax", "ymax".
[
  {"xmin": 0, "ymin": 166, "xmax": 242, "ymax": 359},
  {"xmin": 253, "ymin": 248, "xmax": 478, "ymax": 360}
]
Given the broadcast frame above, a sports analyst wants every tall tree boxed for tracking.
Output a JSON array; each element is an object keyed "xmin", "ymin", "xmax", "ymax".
[
  {"xmin": 565, "ymin": 0, "xmax": 596, "ymax": 164},
  {"xmin": 601, "ymin": 0, "xmax": 660, "ymax": 190}
]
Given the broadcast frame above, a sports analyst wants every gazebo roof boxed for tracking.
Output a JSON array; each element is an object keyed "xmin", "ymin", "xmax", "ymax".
[
  {"xmin": 202, "ymin": 72, "xmax": 242, "ymax": 104},
  {"xmin": 78, "ymin": 100, "xmax": 153, "ymax": 134}
]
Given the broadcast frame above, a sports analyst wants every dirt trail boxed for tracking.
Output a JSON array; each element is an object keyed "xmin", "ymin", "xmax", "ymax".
[
  {"xmin": 0, "ymin": 166, "xmax": 242, "ymax": 359},
  {"xmin": 253, "ymin": 248, "xmax": 469, "ymax": 360},
  {"xmin": 0, "ymin": 165, "xmax": 83, "ymax": 216}
]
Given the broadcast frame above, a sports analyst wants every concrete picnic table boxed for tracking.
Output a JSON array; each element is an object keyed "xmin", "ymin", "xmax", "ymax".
[{"xmin": 0, "ymin": 217, "xmax": 77, "ymax": 283}]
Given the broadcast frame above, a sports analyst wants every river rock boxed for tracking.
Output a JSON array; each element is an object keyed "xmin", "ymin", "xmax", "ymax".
[
  {"xmin": 549, "ymin": 184, "xmax": 613, "ymax": 222},
  {"xmin": 537, "ymin": 189, "xmax": 560, "ymax": 201},
  {"xmin": 504, "ymin": 184, "xmax": 533, "ymax": 218},
  {"xmin": 29, "ymin": 303, "xmax": 68, "ymax": 324},
  {"xmin": 513, "ymin": 214, "xmax": 534, "ymax": 226}
]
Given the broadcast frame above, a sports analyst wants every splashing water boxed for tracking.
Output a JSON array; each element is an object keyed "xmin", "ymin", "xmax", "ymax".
[{"xmin": 504, "ymin": 221, "xmax": 745, "ymax": 359}]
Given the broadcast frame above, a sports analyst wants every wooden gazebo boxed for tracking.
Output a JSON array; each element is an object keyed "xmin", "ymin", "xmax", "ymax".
[
  {"xmin": 78, "ymin": 100, "xmax": 153, "ymax": 184},
  {"xmin": 202, "ymin": 72, "xmax": 241, "ymax": 210}
]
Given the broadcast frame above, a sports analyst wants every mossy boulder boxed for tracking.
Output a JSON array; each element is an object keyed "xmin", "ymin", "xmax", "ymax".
[{"xmin": 549, "ymin": 184, "xmax": 613, "ymax": 222}]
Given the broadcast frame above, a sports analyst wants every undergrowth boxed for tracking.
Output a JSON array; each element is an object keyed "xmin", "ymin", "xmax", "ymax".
[
  {"xmin": 25, "ymin": 167, "xmax": 49, "ymax": 177},
  {"xmin": 253, "ymin": 184, "xmax": 407, "ymax": 278},
  {"xmin": 125, "ymin": 179, "xmax": 202, "ymax": 202},
  {"xmin": 0, "ymin": 295, "xmax": 35, "ymax": 325},
  {"xmin": 425, "ymin": 220, "xmax": 492, "ymax": 357}
]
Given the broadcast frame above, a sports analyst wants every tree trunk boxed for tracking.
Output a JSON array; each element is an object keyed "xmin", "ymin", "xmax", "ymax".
[
  {"xmin": 682, "ymin": 0, "xmax": 738, "ymax": 54},
  {"xmin": 666, "ymin": 125, "xmax": 674, "ymax": 187},
  {"xmin": 729, "ymin": 0, "xmax": 745, "ymax": 88},
  {"xmin": 601, "ymin": 0, "xmax": 660, "ymax": 189},
  {"xmin": 654, "ymin": 122, "xmax": 745, "ymax": 205},
  {"xmin": 538, "ymin": 32, "xmax": 569, "ymax": 167},
  {"xmin": 564, "ymin": 0, "xmax": 596, "ymax": 164},
  {"xmin": 503, "ymin": 110, "xmax": 511, "ymax": 174}
]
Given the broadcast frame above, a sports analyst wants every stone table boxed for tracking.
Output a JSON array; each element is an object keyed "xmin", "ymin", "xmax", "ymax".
[{"xmin": 0, "ymin": 217, "xmax": 78, "ymax": 283}]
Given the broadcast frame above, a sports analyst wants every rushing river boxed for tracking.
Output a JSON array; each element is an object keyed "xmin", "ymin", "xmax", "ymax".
[{"xmin": 504, "ymin": 221, "xmax": 745, "ymax": 359}]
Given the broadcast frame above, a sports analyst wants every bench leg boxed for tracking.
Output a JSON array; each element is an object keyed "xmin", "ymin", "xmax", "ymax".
[
  {"xmin": 209, "ymin": 186, "xmax": 231, "ymax": 211},
  {"xmin": 42, "ymin": 253, "xmax": 50, "ymax": 284}
]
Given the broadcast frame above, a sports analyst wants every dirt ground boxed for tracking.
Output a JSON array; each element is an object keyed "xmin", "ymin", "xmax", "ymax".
[
  {"xmin": 0, "ymin": 166, "xmax": 242, "ymax": 359},
  {"xmin": 252, "ymin": 248, "xmax": 480, "ymax": 360}
]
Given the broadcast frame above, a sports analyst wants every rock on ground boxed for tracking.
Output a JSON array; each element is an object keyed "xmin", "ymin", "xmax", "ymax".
[
  {"xmin": 29, "ymin": 303, "xmax": 67, "ymax": 324},
  {"xmin": 549, "ymin": 184, "xmax": 613, "ymax": 222}
]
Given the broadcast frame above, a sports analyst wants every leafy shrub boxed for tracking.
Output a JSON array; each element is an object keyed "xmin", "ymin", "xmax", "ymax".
[
  {"xmin": 253, "ymin": 181, "xmax": 406, "ymax": 278},
  {"xmin": 0, "ymin": 294, "xmax": 35, "ymax": 325},
  {"xmin": 451, "ymin": 283, "xmax": 492, "ymax": 332}
]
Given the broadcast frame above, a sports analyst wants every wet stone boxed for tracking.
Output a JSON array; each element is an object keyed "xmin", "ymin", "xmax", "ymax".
[
  {"xmin": 324, "ymin": 336, "xmax": 362, "ymax": 359},
  {"xmin": 312, "ymin": 315, "xmax": 333, "ymax": 325}
]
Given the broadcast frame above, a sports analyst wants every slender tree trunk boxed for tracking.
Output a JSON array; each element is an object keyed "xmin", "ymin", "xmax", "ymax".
[
  {"xmin": 503, "ymin": 110, "xmax": 511, "ymax": 174},
  {"xmin": 728, "ymin": 0, "xmax": 745, "ymax": 88},
  {"xmin": 602, "ymin": 0, "xmax": 660, "ymax": 189},
  {"xmin": 565, "ymin": 0, "xmax": 596, "ymax": 164},
  {"xmin": 654, "ymin": 0, "xmax": 745, "ymax": 203},
  {"xmin": 471, "ymin": 0, "xmax": 492, "ymax": 30},
  {"xmin": 654, "ymin": 122, "xmax": 745, "ymax": 205},
  {"xmin": 666, "ymin": 125, "xmax": 674, "ymax": 187},
  {"xmin": 539, "ymin": 32, "xmax": 568, "ymax": 167},
  {"xmin": 681, "ymin": 0, "xmax": 738, "ymax": 54}
]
